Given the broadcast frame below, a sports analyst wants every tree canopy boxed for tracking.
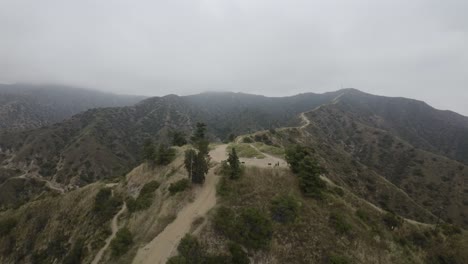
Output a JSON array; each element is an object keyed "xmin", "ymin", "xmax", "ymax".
[
  {"xmin": 227, "ymin": 147, "xmax": 241, "ymax": 179},
  {"xmin": 285, "ymin": 144, "xmax": 326, "ymax": 197}
]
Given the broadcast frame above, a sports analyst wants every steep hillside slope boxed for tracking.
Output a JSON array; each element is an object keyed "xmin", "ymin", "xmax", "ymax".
[
  {"xmin": 0, "ymin": 121, "xmax": 467, "ymax": 264},
  {"xmin": 0, "ymin": 96, "xmax": 194, "ymax": 190},
  {"xmin": 196, "ymin": 165, "xmax": 467, "ymax": 264},
  {"xmin": 0, "ymin": 84, "xmax": 144, "ymax": 132},
  {"xmin": 0, "ymin": 91, "xmax": 343, "ymax": 190},
  {"xmin": 242, "ymin": 97, "xmax": 468, "ymax": 227},
  {"xmin": 0, "ymin": 182, "xmax": 123, "ymax": 264},
  {"xmin": 334, "ymin": 89, "xmax": 468, "ymax": 164},
  {"xmin": 299, "ymin": 102, "xmax": 468, "ymax": 227},
  {"xmin": 0, "ymin": 146, "xmax": 191, "ymax": 264}
]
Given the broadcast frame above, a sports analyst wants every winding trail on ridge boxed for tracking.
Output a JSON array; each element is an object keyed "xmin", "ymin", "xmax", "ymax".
[
  {"xmin": 299, "ymin": 112, "xmax": 311, "ymax": 129},
  {"xmin": 298, "ymin": 111, "xmax": 433, "ymax": 227},
  {"xmin": 132, "ymin": 144, "xmax": 228, "ymax": 264},
  {"xmin": 91, "ymin": 202, "xmax": 127, "ymax": 264}
]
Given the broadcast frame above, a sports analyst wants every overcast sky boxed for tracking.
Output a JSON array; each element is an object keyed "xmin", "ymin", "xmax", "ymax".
[{"xmin": 0, "ymin": 0, "xmax": 467, "ymax": 114}]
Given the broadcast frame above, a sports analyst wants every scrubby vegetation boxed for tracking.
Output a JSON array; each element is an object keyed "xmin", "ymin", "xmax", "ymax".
[
  {"xmin": 270, "ymin": 195, "xmax": 301, "ymax": 224},
  {"xmin": 285, "ymin": 144, "xmax": 311, "ymax": 173},
  {"xmin": 93, "ymin": 188, "xmax": 122, "ymax": 221},
  {"xmin": 199, "ymin": 163, "xmax": 468, "ymax": 263},
  {"xmin": 171, "ymin": 131, "xmax": 188, "ymax": 146},
  {"xmin": 127, "ymin": 180, "xmax": 160, "ymax": 212},
  {"xmin": 167, "ymin": 234, "xmax": 249, "ymax": 264},
  {"xmin": 142, "ymin": 139, "xmax": 176, "ymax": 165},
  {"xmin": 382, "ymin": 212, "xmax": 403, "ymax": 230},
  {"xmin": 110, "ymin": 227, "xmax": 133, "ymax": 256},
  {"xmin": 329, "ymin": 212, "xmax": 353, "ymax": 235},
  {"xmin": 169, "ymin": 179, "xmax": 190, "ymax": 195},
  {"xmin": 62, "ymin": 239, "xmax": 84, "ymax": 264},
  {"xmin": 229, "ymin": 243, "xmax": 250, "ymax": 264},
  {"xmin": 285, "ymin": 144, "xmax": 326, "ymax": 198},
  {"xmin": 329, "ymin": 254, "xmax": 351, "ymax": 264},
  {"xmin": 214, "ymin": 206, "xmax": 273, "ymax": 250},
  {"xmin": 0, "ymin": 217, "xmax": 17, "ymax": 237},
  {"xmin": 242, "ymin": 136, "xmax": 253, "ymax": 143},
  {"xmin": 155, "ymin": 145, "xmax": 177, "ymax": 165}
]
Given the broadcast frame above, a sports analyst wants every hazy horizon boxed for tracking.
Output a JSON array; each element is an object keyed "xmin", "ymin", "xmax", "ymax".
[{"xmin": 1, "ymin": 0, "xmax": 467, "ymax": 115}]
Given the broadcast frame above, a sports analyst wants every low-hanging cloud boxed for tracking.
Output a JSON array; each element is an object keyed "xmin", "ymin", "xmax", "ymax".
[{"xmin": 0, "ymin": 0, "xmax": 467, "ymax": 115}]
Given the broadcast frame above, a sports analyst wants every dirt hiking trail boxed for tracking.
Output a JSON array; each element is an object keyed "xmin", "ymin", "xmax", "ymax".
[
  {"xmin": 91, "ymin": 202, "xmax": 127, "ymax": 264},
  {"xmin": 299, "ymin": 112, "xmax": 311, "ymax": 129},
  {"xmin": 132, "ymin": 144, "xmax": 228, "ymax": 264}
]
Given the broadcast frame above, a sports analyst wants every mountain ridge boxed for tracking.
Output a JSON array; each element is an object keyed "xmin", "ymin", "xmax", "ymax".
[{"xmin": 0, "ymin": 84, "xmax": 146, "ymax": 132}]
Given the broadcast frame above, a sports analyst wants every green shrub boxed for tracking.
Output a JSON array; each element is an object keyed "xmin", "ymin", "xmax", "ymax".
[
  {"xmin": 214, "ymin": 207, "xmax": 272, "ymax": 250},
  {"xmin": 329, "ymin": 254, "xmax": 351, "ymax": 264},
  {"xmin": 242, "ymin": 137, "xmax": 253, "ymax": 143},
  {"xmin": 298, "ymin": 156, "xmax": 326, "ymax": 198},
  {"xmin": 167, "ymin": 256, "xmax": 187, "ymax": 264},
  {"xmin": 204, "ymin": 255, "xmax": 232, "ymax": 264},
  {"xmin": 439, "ymin": 223, "xmax": 462, "ymax": 236},
  {"xmin": 177, "ymin": 234, "xmax": 205, "ymax": 263},
  {"xmin": 155, "ymin": 145, "xmax": 177, "ymax": 165},
  {"xmin": 285, "ymin": 144, "xmax": 311, "ymax": 173},
  {"xmin": 93, "ymin": 188, "xmax": 122, "ymax": 221},
  {"xmin": 285, "ymin": 145, "xmax": 326, "ymax": 197},
  {"xmin": 126, "ymin": 197, "xmax": 138, "ymax": 212},
  {"xmin": 237, "ymin": 208, "xmax": 273, "ymax": 249},
  {"xmin": 382, "ymin": 212, "xmax": 403, "ymax": 230},
  {"xmin": 332, "ymin": 187, "xmax": 345, "ymax": 197},
  {"xmin": 229, "ymin": 243, "xmax": 250, "ymax": 264},
  {"xmin": 0, "ymin": 217, "xmax": 17, "ymax": 236},
  {"xmin": 213, "ymin": 206, "xmax": 236, "ymax": 236},
  {"xmin": 46, "ymin": 235, "xmax": 67, "ymax": 257},
  {"xmin": 329, "ymin": 213, "xmax": 352, "ymax": 235},
  {"xmin": 169, "ymin": 179, "xmax": 190, "ymax": 195},
  {"xmin": 167, "ymin": 235, "xmax": 233, "ymax": 264},
  {"xmin": 270, "ymin": 195, "xmax": 301, "ymax": 224},
  {"xmin": 216, "ymin": 175, "xmax": 232, "ymax": 197},
  {"xmin": 94, "ymin": 188, "xmax": 112, "ymax": 211},
  {"xmin": 39, "ymin": 161, "xmax": 57, "ymax": 177},
  {"xmin": 172, "ymin": 131, "xmax": 188, "ymax": 146},
  {"xmin": 406, "ymin": 231, "xmax": 429, "ymax": 248},
  {"xmin": 355, "ymin": 209, "xmax": 370, "ymax": 222},
  {"xmin": 110, "ymin": 227, "xmax": 133, "ymax": 256},
  {"xmin": 127, "ymin": 181, "xmax": 160, "ymax": 212}
]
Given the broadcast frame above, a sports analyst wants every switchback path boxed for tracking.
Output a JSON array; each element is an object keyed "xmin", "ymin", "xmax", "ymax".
[
  {"xmin": 91, "ymin": 202, "xmax": 127, "ymax": 264},
  {"xmin": 299, "ymin": 112, "xmax": 311, "ymax": 129}
]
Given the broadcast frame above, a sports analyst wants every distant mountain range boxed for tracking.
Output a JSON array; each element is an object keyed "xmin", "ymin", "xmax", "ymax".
[
  {"xmin": 0, "ymin": 86, "xmax": 467, "ymax": 263},
  {"xmin": 1, "ymin": 88, "xmax": 468, "ymax": 219},
  {"xmin": 0, "ymin": 84, "xmax": 145, "ymax": 132}
]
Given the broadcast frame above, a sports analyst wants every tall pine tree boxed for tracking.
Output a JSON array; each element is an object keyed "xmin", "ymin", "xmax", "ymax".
[
  {"xmin": 227, "ymin": 148, "xmax": 241, "ymax": 179},
  {"xmin": 191, "ymin": 122, "xmax": 209, "ymax": 155},
  {"xmin": 184, "ymin": 122, "xmax": 210, "ymax": 184},
  {"xmin": 184, "ymin": 149, "xmax": 197, "ymax": 180}
]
